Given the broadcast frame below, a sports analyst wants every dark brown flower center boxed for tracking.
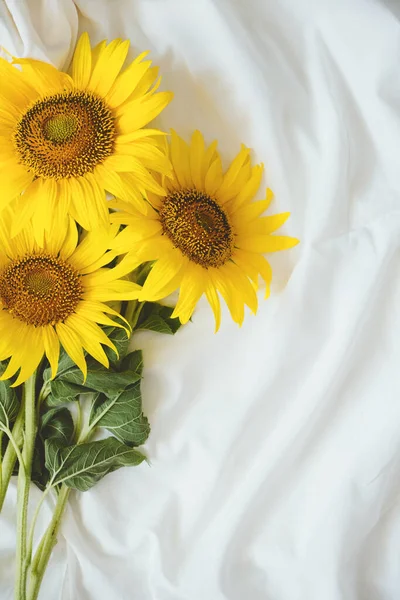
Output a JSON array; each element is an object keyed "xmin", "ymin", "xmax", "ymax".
[
  {"xmin": 14, "ymin": 90, "xmax": 116, "ymax": 179},
  {"xmin": 0, "ymin": 254, "xmax": 83, "ymax": 326},
  {"xmin": 159, "ymin": 189, "xmax": 234, "ymax": 268}
]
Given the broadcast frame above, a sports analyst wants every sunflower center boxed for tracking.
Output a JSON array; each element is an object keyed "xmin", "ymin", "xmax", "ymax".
[
  {"xmin": 0, "ymin": 254, "xmax": 83, "ymax": 327},
  {"xmin": 159, "ymin": 189, "xmax": 234, "ymax": 268},
  {"xmin": 14, "ymin": 90, "xmax": 116, "ymax": 179},
  {"xmin": 43, "ymin": 114, "xmax": 78, "ymax": 143}
]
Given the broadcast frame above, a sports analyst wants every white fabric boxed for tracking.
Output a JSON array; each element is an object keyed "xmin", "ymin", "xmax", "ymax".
[{"xmin": 1, "ymin": 0, "xmax": 400, "ymax": 598}]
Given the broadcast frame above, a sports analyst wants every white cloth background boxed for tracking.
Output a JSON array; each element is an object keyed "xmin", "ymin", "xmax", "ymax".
[{"xmin": 1, "ymin": 0, "xmax": 400, "ymax": 598}]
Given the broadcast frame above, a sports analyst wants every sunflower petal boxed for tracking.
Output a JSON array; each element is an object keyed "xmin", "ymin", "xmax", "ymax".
[
  {"xmin": 236, "ymin": 234, "xmax": 299, "ymax": 253},
  {"xmin": 71, "ymin": 32, "xmax": 92, "ymax": 89},
  {"xmin": 43, "ymin": 326, "xmax": 60, "ymax": 380},
  {"xmin": 56, "ymin": 322, "xmax": 87, "ymax": 381}
]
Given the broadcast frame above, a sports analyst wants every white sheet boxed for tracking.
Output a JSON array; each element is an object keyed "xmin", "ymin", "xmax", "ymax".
[{"xmin": 1, "ymin": 0, "xmax": 400, "ymax": 598}]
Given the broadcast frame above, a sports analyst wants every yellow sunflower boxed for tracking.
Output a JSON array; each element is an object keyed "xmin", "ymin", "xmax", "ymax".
[
  {"xmin": 0, "ymin": 207, "xmax": 140, "ymax": 386},
  {"xmin": 0, "ymin": 33, "xmax": 172, "ymax": 243},
  {"xmin": 109, "ymin": 130, "xmax": 299, "ymax": 329}
]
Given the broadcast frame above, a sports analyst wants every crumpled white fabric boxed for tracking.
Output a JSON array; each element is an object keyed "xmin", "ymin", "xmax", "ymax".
[{"xmin": 1, "ymin": 0, "xmax": 400, "ymax": 598}]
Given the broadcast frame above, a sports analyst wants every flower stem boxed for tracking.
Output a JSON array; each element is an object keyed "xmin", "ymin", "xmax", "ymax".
[
  {"xmin": 0, "ymin": 398, "xmax": 25, "ymax": 512},
  {"xmin": 125, "ymin": 300, "xmax": 145, "ymax": 330},
  {"xmin": 27, "ymin": 485, "xmax": 70, "ymax": 600},
  {"xmin": 15, "ymin": 373, "xmax": 37, "ymax": 600}
]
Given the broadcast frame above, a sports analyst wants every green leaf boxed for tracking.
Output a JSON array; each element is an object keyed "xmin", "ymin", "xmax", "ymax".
[
  {"xmin": 43, "ymin": 348, "xmax": 75, "ymax": 383},
  {"xmin": 89, "ymin": 380, "xmax": 150, "ymax": 446},
  {"xmin": 41, "ymin": 408, "xmax": 74, "ymax": 446},
  {"xmin": 31, "ymin": 438, "xmax": 48, "ymax": 491},
  {"xmin": 137, "ymin": 303, "xmax": 181, "ymax": 335},
  {"xmin": 0, "ymin": 380, "xmax": 19, "ymax": 429},
  {"xmin": 33, "ymin": 407, "xmax": 74, "ymax": 490},
  {"xmin": 46, "ymin": 379, "xmax": 88, "ymax": 406},
  {"xmin": 103, "ymin": 327, "xmax": 131, "ymax": 364},
  {"xmin": 46, "ymin": 437, "xmax": 146, "ymax": 492},
  {"xmin": 56, "ymin": 358, "xmax": 141, "ymax": 397},
  {"xmin": 119, "ymin": 350, "xmax": 143, "ymax": 378}
]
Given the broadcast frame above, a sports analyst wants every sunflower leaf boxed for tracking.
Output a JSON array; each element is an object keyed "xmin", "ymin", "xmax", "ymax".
[
  {"xmin": 0, "ymin": 380, "xmax": 20, "ymax": 429},
  {"xmin": 41, "ymin": 407, "xmax": 75, "ymax": 446},
  {"xmin": 103, "ymin": 327, "xmax": 131, "ymax": 365},
  {"xmin": 43, "ymin": 348, "xmax": 76, "ymax": 383},
  {"xmin": 120, "ymin": 350, "xmax": 143, "ymax": 378},
  {"xmin": 136, "ymin": 302, "xmax": 181, "ymax": 335},
  {"xmin": 46, "ymin": 379, "xmax": 88, "ymax": 406},
  {"xmin": 31, "ymin": 437, "xmax": 47, "ymax": 492},
  {"xmin": 89, "ymin": 381, "xmax": 150, "ymax": 447},
  {"xmin": 46, "ymin": 437, "xmax": 146, "ymax": 492},
  {"xmin": 58, "ymin": 360, "xmax": 141, "ymax": 396},
  {"xmin": 33, "ymin": 407, "xmax": 75, "ymax": 491}
]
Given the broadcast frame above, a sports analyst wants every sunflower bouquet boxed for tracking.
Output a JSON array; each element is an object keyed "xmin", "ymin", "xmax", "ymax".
[{"xmin": 0, "ymin": 33, "xmax": 298, "ymax": 600}]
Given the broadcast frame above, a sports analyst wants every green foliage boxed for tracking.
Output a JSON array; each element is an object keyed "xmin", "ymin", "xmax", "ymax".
[
  {"xmin": 0, "ymin": 381, "xmax": 19, "ymax": 429},
  {"xmin": 136, "ymin": 302, "xmax": 182, "ymax": 335},
  {"xmin": 45, "ymin": 437, "xmax": 146, "ymax": 492}
]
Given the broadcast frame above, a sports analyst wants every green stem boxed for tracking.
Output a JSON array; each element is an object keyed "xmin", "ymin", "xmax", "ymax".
[
  {"xmin": 36, "ymin": 384, "xmax": 50, "ymax": 421},
  {"xmin": 124, "ymin": 299, "xmax": 139, "ymax": 327},
  {"xmin": 25, "ymin": 487, "xmax": 51, "ymax": 570},
  {"xmin": 0, "ymin": 427, "xmax": 25, "ymax": 472},
  {"xmin": 0, "ymin": 431, "xmax": 3, "ymax": 497},
  {"xmin": 27, "ymin": 485, "xmax": 70, "ymax": 600},
  {"xmin": 0, "ymin": 396, "xmax": 25, "ymax": 512},
  {"xmin": 15, "ymin": 373, "xmax": 37, "ymax": 600}
]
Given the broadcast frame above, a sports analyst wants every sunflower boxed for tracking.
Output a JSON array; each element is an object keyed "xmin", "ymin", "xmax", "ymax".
[
  {"xmin": 0, "ymin": 207, "xmax": 141, "ymax": 386},
  {"xmin": 109, "ymin": 130, "xmax": 299, "ymax": 329},
  {"xmin": 0, "ymin": 33, "xmax": 172, "ymax": 243}
]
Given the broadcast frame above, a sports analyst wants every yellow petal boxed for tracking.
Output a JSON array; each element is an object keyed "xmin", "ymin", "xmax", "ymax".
[
  {"xmin": 117, "ymin": 165, "xmax": 166, "ymax": 197},
  {"xmin": 205, "ymin": 157, "xmax": 223, "ymax": 197},
  {"xmin": 128, "ymin": 66, "xmax": 160, "ymax": 101},
  {"xmin": 43, "ymin": 326, "xmax": 60, "ymax": 380},
  {"xmin": 0, "ymin": 57, "xmax": 38, "ymax": 108},
  {"xmin": 68, "ymin": 224, "xmax": 120, "ymax": 273},
  {"xmin": 106, "ymin": 56, "xmax": 152, "ymax": 108},
  {"xmin": 221, "ymin": 262, "xmax": 258, "ymax": 314},
  {"xmin": 117, "ymin": 128, "xmax": 167, "ymax": 145},
  {"xmin": 170, "ymin": 129, "xmax": 192, "ymax": 188},
  {"xmin": 59, "ymin": 217, "xmax": 79, "ymax": 261},
  {"xmin": 10, "ymin": 327, "xmax": 44, "ymax": 387},
  {"xmin": 71, "ymin": 32, "xmax": 92, "ymax": 89},
  {"xmin": 30, "ymin": 178, "xmax": 57, "ymax": 247},
  {"xmin": 171, "ymin": 264, "xmax": 206, "ymax": 324},
  {"xmin": 84, "ymin": 253, "xmax": 142, "ymax": 286},
  {"xmin": 236, "ymin": 234, "xmax": 300, "ymax": 253},
  {"xmin": 189, "ymin": 130, "xmax": 205, "ymax": 190},
  {"xmin": 117, "ymin": 91, "xmax": 173, "ymax": 133},
  {"xmin": 114, "ymin": 141, "xmax": 172, "ymax": 176},
  {"xmin": 76, "ymin": 301, "xmax": 129, "ymax": 332},
  {"xmin": 205, "ymin": 281, "xmax": 221, "ymax": 333},
  {"xmin": 202, "ymin": 140, "xmax": 219, "ymax": 175},
  {"xmin": 93, "ymin": 40, "xmax": 130, "ymax": 97},
  {"xmin": 240, "ymin": 213, "xmax": 291, "ymax": 235},
  {"xmin": 227, "ymin": 164, "xmax": 263, "ymax": 211},
  {"xmin": 233, "ymin": 250, "xmax": 273, "ymax": 298},
  {"xmin": 0, "ymin": 164, "xmax": 33, "ymax": 204},
  {"xmin": 95, "ymin": 164, "xmax": 147, "ymax": 211},
  {"xmin": 231, "ymin": 198, "xmax": 270, "ymax": 222},
  {"xmin": 10, "ymin": 192, "xmax": 38, "ymax": 238},
  {"xmin": 13, "ymin": 58, "xmax": 73, "ymax": 94},
  {"xmin": 209, "ymin": 269, "xmax": 244, "ymax": 326},
  {"xmin": 56, "ymin": 322, "xmax": 87, "ymax": 381},
  {"xmin": 67, "ymin": 315, "xmax": 115, "ymax": 368},
  {"xmin": 88, "ymin": 39, "xmax": 127, "ymax": 95},
  {"xmin": 86, "ymin": 279, "xmax": 141, "ymax": 301},
  {"xmin": 139, "ymin": 251, "xmax": 186, "ymax": 302},
  {"xmin": 217, "ymin": 146, "xmax": 252, "ymax": 203}
]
